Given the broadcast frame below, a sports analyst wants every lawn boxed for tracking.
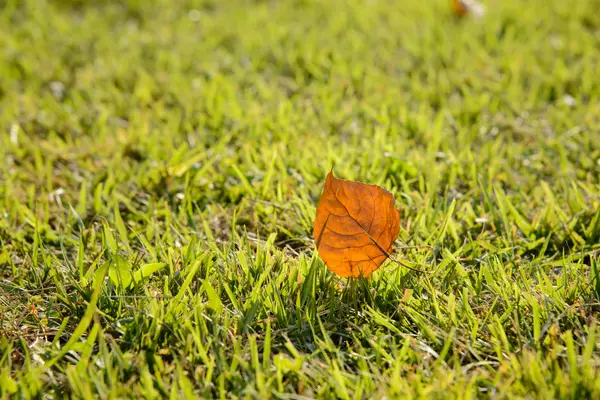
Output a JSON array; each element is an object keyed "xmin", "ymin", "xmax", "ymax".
[{"xmin": 1, "ymin": 0, "xmax": 600, "ymax": 398}]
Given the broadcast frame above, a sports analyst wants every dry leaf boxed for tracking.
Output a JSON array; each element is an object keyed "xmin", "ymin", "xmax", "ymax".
[
  {"xmin": 313, "ymin": 172, "xmax": 400, "ymax": 278},
  {"xmin": 451, "ymin": 0, "xmax": 485, "ymax": 17}
]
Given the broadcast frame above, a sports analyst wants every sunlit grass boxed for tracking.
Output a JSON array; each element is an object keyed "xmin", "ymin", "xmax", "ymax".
[{"xmin": 1, "ymin": 0, "xmax": 600, "ymax": 397}]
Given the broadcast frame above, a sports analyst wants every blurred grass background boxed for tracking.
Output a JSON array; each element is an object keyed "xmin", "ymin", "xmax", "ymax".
[{"xmin": 1, "ymin": 0, "xmax": 600, "ymax": 398}]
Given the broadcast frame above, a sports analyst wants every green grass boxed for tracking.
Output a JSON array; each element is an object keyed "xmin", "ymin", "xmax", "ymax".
[{"xmin": 1, "ymin": 0, "xmax": 600, "ymax": 397}]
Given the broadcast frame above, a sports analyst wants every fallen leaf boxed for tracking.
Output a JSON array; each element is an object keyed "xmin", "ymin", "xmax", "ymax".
[
  {"xmin": 313, "ymin": 172, "xmax": 400, "ymax": 278},
  {"xmin": 451, "ymin": 0, "xmax": 485, "ymax": 18}
]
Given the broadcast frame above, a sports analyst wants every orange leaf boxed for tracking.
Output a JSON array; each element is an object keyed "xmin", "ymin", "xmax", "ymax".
[{"xmin": 313, "ymin": 172, "xmax": 400, "ymax": 278}]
